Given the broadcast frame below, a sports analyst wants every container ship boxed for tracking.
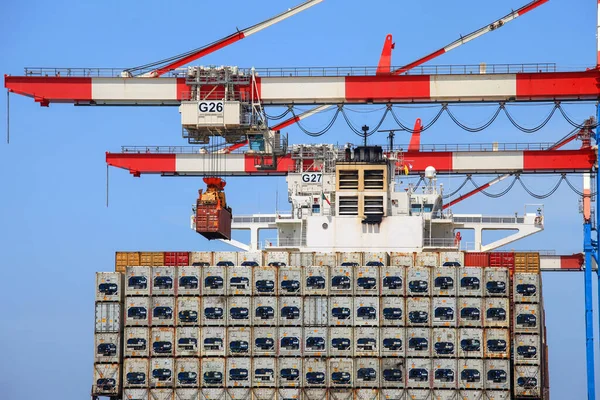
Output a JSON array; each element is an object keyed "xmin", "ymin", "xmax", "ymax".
[{"xmin": 93, "ymin": 145, "xmax": 550, "ymax": 400}]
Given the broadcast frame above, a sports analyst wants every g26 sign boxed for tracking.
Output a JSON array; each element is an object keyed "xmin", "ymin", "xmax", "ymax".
[{"xmin": 198, "ymin": 101, "xmax": 224, "ymax": 113}]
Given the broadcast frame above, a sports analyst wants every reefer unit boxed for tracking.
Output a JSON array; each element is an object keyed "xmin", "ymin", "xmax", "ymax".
[
  {"xmin": 201, "ymin": 358, "xmax": 226, "ymax": 387},
  {"xmin": 381, "ymin": 297, "xmax": 405, "ymax": 327},
  {"xmin": 355, "ymin": 327, "xmax": 379, "ymax": 356},
  {"xmin": 253, "ymin": 357, "xmax": 277, "ymax": 387},
  {"xmin": 329, "ymin": 327, "xmax": 353, "ymax": 357},
  {"xmin": 93, "ymin": 363, "xmax": 120, "ymax": 396},
  {"xmin": 355, "ymin": 265, "xmax": 380, "ymax": 295},
  {"xmin": 213, "ymin": 252, "xmax": 238, "ymax": 265},
  {"xmin": 253, "ymin": 327, "xmax": 277, "ymax": 356},
  {"xmin": 126, "ymin": 266, "xmax": 151, "ymax": 297},
  {"xmin": 175, "ymin": 358, "xmax": 200, "ymax": 388},
  {"xmin": 152, "ymin": 297, "xmax": 175, "ymax": 327},
  {"xmin": 440, "ymin": 251, "xmax": 464, "ymax": 266},
  {"xmin": 227, "ymin": 297, "xmax": 252, "ymax": 326},
  {"xmin": 514, "ymin": 303, "xmax": 540, "ymax": 333},
  {"xmin": 329, "ymin": 358, "xmax": 353, "ymax": 388},
  {"xmin": 177, "ymin": 297, "xmax": 200, "ymax": 326},
  {"xmin": 96, "ymin": 272, "xmax": 124, "ymax": 302},
  {"xmin": 304, "ymin": 265, "xmax": 329, "ymax": 296},
  {"xmin": 253, "ymin": 296, "xmax": 278, "ymax": 326},
  {"xmin": 432, "ymin": 297, "xmax": 457, "ymax": 327},
  {"xmin": 202, "ymin": 297, "xmax": 226, "ymax": 326},
  {"xmin": 381, "ymin": 327, "xmax": 405, "ymax": 358},
  {"xmin": 415, "ymin": 252, "xmax": 439, "ymax": 267},
  {"xmin": 338, "ymin": 251, "xmax": 363, "ymax": 266},
  {"xmin": 458, "ymin": 297, "xmax": 483, "ymax": 328},
  {"xmin": 227, "ymin": 265, "xmax": 252, "ymax": 296},
  {"xmin": 202, "ymin": 267, "xmax": 226, "ymax": 296},
  {"xmin": 381, "ymin": 359, "xmax": 405, "ymax": 388},
  {"xmin": 177, "ymin": 266, "xmax": 201, "ymax": 296},
  {"xmin": 380, "ymin": 265, "xmax": 405, "ymax": 296},
  {"xmin": 458, "ymin": 328, "xmax": 484, "ymax": 359},
  {"xmin": 304, "ymin": 327, "xmax": 328, "ymax": 356},
  {"xmin": 329, "ymin": 297, "xmax": 353, "ymax": 326},
  {"xmin": 513, "ymin": 273, "xmax": 540, "ymax": 304},
  {"xmin": 279, "ymin": 297, "xmax": 303, "ymax": 326},
  {"xmin": 330, "ymin": 265, "xmax": 353, "ymax": 295},
  {"xmin": 484, "ymin": 298, "xmax": 509, "ymax": 328},
  {"xmin": 432, "ymin": 359, "xmax": 457, "ymax": 389},
  {"xmin": 125, "ymin": 327, "xmax": 150, "ymax": 357},
  {"xmin": 304, "ymin": 358, "xmax": 327, "ymax": 387},
  {"xmin": 406, "ymin": 358, "xmax": 431, "ymax": 389},
  {"xmin": 279, "ymin": 358, "xmax": 303, "ymax": 387},
  {"xmin": 227, "ymin": 327, "xmax": 252, "ymax": 356},
  {"xmin": 290, "ymin": 252, "xmax": 315, "ymax": 267},
  {"xmin": 514, "ymin": 365, "xmax": 542, "ymax": 398},
  {"xmin": 514, "ymin": 334, "xmax": 541, "ymax": 365},
  {"xmin": 355, "ymin": 358, "xmax": 380, "ymax": 388},
  {"xmin": 484, "ymin": 359, "xmax": 510, "ymax": 390},
  {"xmin": 96, "ymin": 302, "xmax": 121, "ymax": 332},
  {"xmin": 406, "ymin": 267, "xmax": 431, "ymax": 296},
  {"xmin": 190, "ymin": 251, "xmax": 213, "ymax": 266},
  {"xmin": 265, "ymin": 251, "xmax": 290, "ymax": 266},
  {"xmin": 458, "ymin": 359, "xmax": 484, "ymax": 390},
  {"xmin": 227, "ymin": 357, "xmax": 252, "ymax": 387},
  {"xmin": 354, "ymin": 297, "xmax": 380, "ymax": 326},
  {"xmin": 314, "ymin": 252, "xmax": 336, "ymax": 266},
  {"xmin": 279, "ymin": 266, "xmax": 303, "ymax": 295},
  {"xmin": 407, "ymin": 328, "xmax": 431, "ymax": 358},
  {"xmin": 95, "ymin": 333, "xmax": 120, "ymax": 363},
  {"xmin": 175, "ymin": 327, "xmax": 199, "ymax": 357},
  {"xmin": 364, "ymin": 251, "xmax": 390, "ymax": 266},
  {"xmin": 253, "ymin": 267, "xmax": 277, "ymax": 296},
  {"xmin": 458, "ymin": 267, "xmax": 483, "ymax": 297},
  {"xmin": 150, "ymin": 327, "xmax": 175, "ymax": 357},
  {"xmin": 238, "ymin": 251, "xmax": 262, "ymax": 265},
  {"xmin": 304, "ymin": 297, "xmax": 329, "ymax": 326},
  {"xmin": 279, "ymin": 327, "xmax": 303, "ymax": 356},
  {"xmin": 152, "ymin": 267, "xmax": 176, "ymax": 296},
  {"xmin": 484, "ymin": 328, "xmax": 510, "ymax": 359},
  {"xmin": 201, "ymin": 327, "xmax": 226, "ymax": 357},
  {"xmin": 124, "ymin": 358, "xmax": 149, "ymax": 388},
  {"xmin": 484, "ymin": 268, "xmax": 509, "ymax": 297},
  {"xmin": 431, "ymin": 328, "xmax": 457, "ymax": 358},
  {"xmin": 407, "ymin": 297, "xmax": 430, "ymax": 327},
  {"xmin": 150, "ymin": 358, "xmax": 174, "ymax": 388},
  {"xmin": 432, "ymin": 266, "xmax": 457, "ymax": 297}
]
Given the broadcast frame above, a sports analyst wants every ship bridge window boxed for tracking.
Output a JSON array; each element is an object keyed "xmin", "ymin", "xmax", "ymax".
[
  {"xmin": 423, "ymin": 204, "xmax": 433, "ymax": 212},
  {"xmin": 411, "ymin": 204, "xmax": 422, "ymax": 213}
]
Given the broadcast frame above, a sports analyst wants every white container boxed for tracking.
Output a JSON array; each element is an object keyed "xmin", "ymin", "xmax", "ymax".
[
  {"xmin": 253, "ymin": 296, "xmax": 278, "ymax": 326},
  {"xmin": 226, "ymin": 387, "xmax": 249, "ymax": 399},
  {"xmin": 432, "ymin": 359, "xmax": 457, "ymax": 389},
  {"xmin": 124, "ymin": 327, "xmax": 150, "ymax": 357},
  {"xmin": 279, "ymin": 297, "xmax": 303, "ymax": 326},
  {"xmin": 406, "ymin": 358, "xmax": 431, "ymax": 389},
  {"xmin": 381, "ymin": 389, "xmax": 406, "ymax": 400},
  {"xmin": 304, "ymin": 327, "xmax": 328, "ymax": 356},
  {"xmin": 355, "ymin": 358, "xmax": 379, "ymax": 387},
  {"xmin": 330, "ymin": 297, "xmax": 353, "ymax": 326},
  {"xmin": 330, "ymin": 265, "xmax": 353, "ymax": 294},
  {"xmin": 381, "ymin": 359, "xmax": 405, "ymax": 389},
  {"xmin": 485, "ymin": 391, "xmax": 511, "ymax": 400},
  {"xmin": 202, "ymin": 267, "xmax": 226, "ymax": 296},
  {"xmin": 432, "ymin": 266, "xmax": 457, "ymax": 297},
  {"xmin": 253, "ymin": 388, "xmax": 276, "ymax": 400},
  {"xmin": 381, "ymin": 265, "xmax": 405, "ymax": 296},
  {"xmin": 253, "ymin": 267, "xmax": 277, "ymax": 296},
  {"xmin": 514, "ymin": 334, "xmax": 541, "ymax": 365},
  {"xmin": 150, "ymin": 358, "xmax": 174, "ymax": 388},
  {"xmin": 125, "ymin": 297, "xmax": 150, "ymax": 327},
  {"xmin": 279, "ymin": 389, "xmax": 302, "ymax": 399},
  {"xmin": 190, "ymin": 251, "xmax": 213, "ymax": 266},
  {"xmin": 290, "ymin": 252, "xmax": 314, "ymax": 267},
  {"xmin": 226, "ymin": 357, "xmax": 252, "ymax": 387},
  {"xmin": 175, "ymin": 326, "xmax": 199, "ymax": 357},
  {"xmin": 214, "ymin": 252, "xmax": 238, "ymax": 265},
  {"xmin": 484, "ymin": 298, "xmax": 509, "ymax": 328},
  {"xmin": 265, "ymin": 251, "xmax": 290, "ymax": 266},
  {"xmin": 279, "ymin": 327, "xmax": 302, "ymax": 356},
  {"xmin": 152, "ymin": 297, "xmax": 175, "ymax": 327},
  {"xmin": 356, "ymin": 389, "xmax": 378, "ymax": 400},
  {"xmin": 407, "ymin": 297, "xmax": 430, "ymax": 327},
  {"xmin": 202, "ymin": 297, "xmax": 226, "ymax": 326},
  {"xmin": 390, "ymin": 252, "xmax": 414, "ymax": 267},
  {"xmin": 279, "ymin": 358, "xmax": 302, "ymax": 387},
  {"xmin": 95, "ymin": 333, "xmax": 120, "ymax": 363},
  {"xmin": 406, "ymin": 328, "xmax": 431, "ymax": 358},
  {"xmin": 177, "ymin": 266, "xmax": 201, "ymax": 296},
  {"xmin": 96, "ymin": 272, "xmax": 124, "ymax": 302},
  {"xmin": 175, "ymin": 359, "xmax": 200, "ymax": 388},
  {"xmin": 484, "ymin": 360, "xmax": 510, "ymax": 390},
  {"xmin": 329, "ymin": 327, "xmax": 353, "ymax": 357},
  {"xmin": 514, "ymin": 365, "xmax": 542, "ymax": 397},
  {"xmin": 406, "ymin": 267, "xmax": 431, "ymax": 296},
  {"xmin": 513, "ymin": 273, "xmax": 540, "ymax": 304},
  {"xmin": 228, "ymin": 297, "xmax": 252, "ymax": 326},
  {"xmin": 201, "ymin": 327, "xmax": 226, "ymax": 357},
  {"xmin": 96, "ymin": 302, "xmax": 121, "ymax": 332},
  {"xmin": 253, "ymin": 327, "xmax": 277, "ymax": 356},
  {"xmin": 364, "ymin": 251, "xmax": 389, "ymax": 266},
  {"xmin": 432, "ymin": 297, "xmax": 457, "ymax": 327},
  {"xmin": 253, "ymin": 357, "xmax": 276, "ymax": 387},
  {"xmin": 238, "ymin": 251, "xmax": 262, "ymax": 265},
  {"xmin": 279, "ymin": 266, "xmax": 303, "ymax": 295},
  {"xmin": 304, "ymin": 265, "xmax": 329, "ymax": 296},
  {"xmin": 304, "ymin": 297, "xmax": 329, "ymax": 326},
  {"xmin": 432, "ymin": 328, "xmax": 456, "ymax": 358},
  {"xmin": 458, "ymin": 297, "xmax": 483, "ymax": 328},
  {"xmin": 338, "ymin": 251, "xmax": 363, "ymax": 266},
  {"xmin": 123, "ymin": 389, "xmax": 149, "ymax": 400},
  {"xmin": 405, "ymin": 389, "xmax": 431, "ymax": 400},
  {"xmin": 93, "ymin": 363, "xmax": 120, "ymax": 396},
  {"xmin": 151, "ymin": 327, "xmax": 175, "ymax": 357},
  {"xmin": 177, "ymin": 297, "xmax": 200, "ymax": 326},
  {"xmin": 304, "ymin": 358, "xmax": 327, "ymax": 387},
  {"xmin": 381, "ymin": 297, "xmax": 405, "ymax": 327},
  {"xmin": 354, "ymin": 297, "xmax": 380, "ymax": 326},
  {"xmin": 514, "ymin": 303, "xmax": 540, "ymax": 333},
  {"xmin": 458, "ymin": 359, "xmax": 484, "ymax": 389},
  {"xmin": 152, "ymin": 267, "xmax": 176, "ymax": 296},
  {"xmin": 314, "ymin": 252, "xmax": 336, "ymax": 266},
  {"xmin": 415, "ymin": 252, "xmax": 439, "ymax": 267},
  {"xmin": 440, "ymin": 251, "xmax": 464, "ymax": 266},
  {"xmin": 458, "ymin": 267, "xmax": 483, "ymax": 297},
  {"xmin": 150, "ymin": 389, "xmax": 173, "ymax": 400},
  {"xmin": 433, "ymin": 390, "xmax": 459, "ymax": 400},
  {"xmin": 458, "ymin": 389, "xmax": 483, "ymax": 400},
  {"xmin": 227, "ymin": 265, "xmax": 253, "ymax": 296},
  {"xmin": 381, "ymin": 327, "xmax": 405, "ymax": 357},
  {"xmin": 227, "ymin": 327, "xmax": 252, "ymax": 356},
  {"xmin": 458, "ymin": 328, "xmax": 484, "ymax": 359},
  {"xmin": 484, "ymin": 268, "xmax": 509, "ymax": 297},
  {"xmin": 355, "ymin": 327, "xmax": 379, "ymax": 356},
  {"xmin": 175, "ymin": 389, "xmax": 200, "ymax": 400},
  {"xmin": 201, "ymin": 358, "xmax": 225, "ymax": 387},
  {"xmin": 200, "ymin": 388, "xmax": 225, "ymax": 399},
  {"xmin": 355, "ymin": 266, "xmax": 380, "ymax": 295},
  {"xmin": 329, "ymin": 358, "xmax": 353, "ymax": 387},
  {"xmin": 126, "ymin": 266, "xmax": 151, "ymax": 296},
  {"xmin": 484, "ymin": 328, "xmax": 510, "ymax": 359}
]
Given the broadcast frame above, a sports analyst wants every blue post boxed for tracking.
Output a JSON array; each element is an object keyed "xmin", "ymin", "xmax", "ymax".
[{"xmin": 584, "ymin": 220, "xmax": 596, "ymax": 400}]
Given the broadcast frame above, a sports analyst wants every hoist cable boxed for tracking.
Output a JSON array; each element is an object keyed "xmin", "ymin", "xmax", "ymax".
[
  {"xmin": 290, "ymin": 107, "xmax": 341, "ymax": 137},
  {"xmin": 442, "ymin": 176, "xmax": 473, "ymax": 199},
  {"xmin": 516, "ymin": 175, "xmax": 564, "ymax": 199},
  {"xmin": 445, "ymin": 106, "xmax": 503, "ymax": 133},
  {"xmin": 502, "ymin": 103, "xmax": 558, "ymax": 133}
]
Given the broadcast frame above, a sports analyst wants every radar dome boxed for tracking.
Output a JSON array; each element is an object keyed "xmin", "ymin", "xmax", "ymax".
[{"xmin": 425, "ymin": 166, "xmax": 437, "ymax": 179}]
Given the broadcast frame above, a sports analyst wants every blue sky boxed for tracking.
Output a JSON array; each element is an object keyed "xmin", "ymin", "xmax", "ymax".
[{"xmin": 1, "ymin": 0, "xmax": 599, "ymax": 398}]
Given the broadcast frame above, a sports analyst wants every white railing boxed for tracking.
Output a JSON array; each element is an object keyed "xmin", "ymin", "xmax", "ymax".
[
  {"xmin": 263, "ymin": 238, "xmax": 303, "ymax": 248},
  {"xmin": 423, "ymin": 238, "xmax": 459, "ymax": 248}
]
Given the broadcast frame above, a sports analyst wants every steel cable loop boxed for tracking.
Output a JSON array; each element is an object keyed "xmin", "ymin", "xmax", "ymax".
[
  {"xmin": 557, "ymin": 105, "xmax": 599, "ymax": 129},
  {"xmin": 466, "ymin": 175, "xmax": 518, "ymax": 198},
  {"xmin": 564, "ymin": 175, "xmax": 598, "ymax": 197},
  {"xmin": 502, "ymin": 103, "xmax": 558, "ymax": 133},
  {"xmin": 516, "ymin": 175, "xmax": 564, "ymax": 199},
  {"xmin": 389, "ymin": 105, "xmax": 446, "ymax": 133},
  {"xmin": 340, "ymin": 106, "xmax": 391, "ymax": 137},
  {"xmin": 265, "ymin": 107, "xmax": 293, "ymax": 120},
  {"xmin": 290, "ymin": 107, "xmax": 341, "ymax": 137},
  {"xmin": 442, "ymin": 176, "xmax": 472, "ymax": 199},
  {"xmin": 445, "ymin": 106, "xmax": 502, "ymax": 133}
]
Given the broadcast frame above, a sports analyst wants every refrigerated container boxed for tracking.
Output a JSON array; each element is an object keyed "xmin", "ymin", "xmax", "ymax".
[
  {"xmin": 459, "ymin": 390, "xmax": 483, "ymax": 400},
  {"xmin": 356, "ymin": 388, "xmax": 378, "ymax": 400},
  {"xmin": 238, "ymin": 251, "xmax": 262, "ymax": 265},
  {"xmin": 93, "ymin": 363, "xmax": 120, "ymax": 396},
  {"xmin": 151, "ymin": 327, "xmax": 175, "ymax": 357},
  {"xmin": 304, "ymin": 358, "xmax": 327, "ymax": 387},
  {"xmin": 177, "ymin": 266, "xmax": 201, "ymax": 296},
  {"xmin": 201, "ymin": 327, "xmax": 226, "ymax": 357},
  {"xmin": 123, "ymin": 389, "xmax": 149, "ymax": 400},
  {"xmin": 227, "ymin": 327, "xmax": 252, "ymax": 356},
  {"xmin": 279, "ymin": 297, "xmax": 303, "ymax": 326},
  {"xmin": 432, "ymin": 359, "xmax": 457, "ymax": 389},
  {"xmin": 96, "ymin": 272, "xmax": 124, "ymax": 302},
  {"xmin": 253, "ymin": 267, "xmax": 277, "ymax": 296},
  {"xmin": 226, "ymin": 357, "xmax": 252, "ymax": 387},
  {"xmin": 390, "ymin": 252, "xmax": 414, "ymax": 267},
  {"xmin": 253, "ymin": 388, "xmax": 276, "ymax": 400},
  {"xmin": 380, "ymin": 389, "xmax": 405, "ymax": 400},
  {"xmin": 253, "ymin": 327, "xmax": 277, "ymax": 356},
  {"xmin": 329, "ymin": 327, "xmax": 353, "ymax": 357},
  {"xmin": 279, "ymin": 327, "xmax": 302, "ymax": 356},
  {"xmin": 458, "ymin": 328, "xmax": 484, "ymax": 359},
  {"xmin": 513, "ymin": 273, "xmax": 540, "ymax": 304},
  {"xmin": 406, "ymin": 358, "xmax": 431, "ymax": 389},
  {"xmin": 440, "ymin": 251, "xmax": 464, "ymax": 266},
  {"xmin": 279, "ymin": 388, "xmax": 302, "ymax": 399},
  {"xmin": 201, "ymin": 358, "xmax": 225, "ymax": 387},
  {"xmin": 150, "ymin": 358, "xmax": 174, "ymax": 388},
  {"xmin": 152, "ymin": 297, "xmax": 175, "ymax": 327},
  {"xmin": 200, "ymin": 388, "xmax": 225, "ymax": 399},
  {"xmin": 279, "ymin": 266, "xmax": 303, "ymax": 295},
  {"xmin": 304, "ymin": 388, "xmax": 327, "ymax": 400},
  {"xmin": 484, "ymin": 268, "xmax": 509, "ymax": 297},
  {"xmin": 380, "ymin": 359, "xmax": 404, "ymax": 389},
  {"xmin": 253, "ymin": 357, "xmax": 277, "ymax": 387},
  {"xmin": 432, "ymin": 328, "xmax": 456, "ymax": 358},
  {"xmin": 355, "ymin": 358, "xmax": 380, "ymax": 388},
  {"xmin": 458, "ymin": 297, "xmax": 483, "ymax": 328},
  {"xmin": 227, "ymin": 265, "xmax": 252, "ymax": 296},
  {"xmin": 338, "ymin": 252, "xmax": 363, "ymax": 266},
  {"xmin": 125, "ymin": 327, "xmax": 150, "ymax": 357},
  {"xmin": 202, "ymin": 267, "xmax": 226, "ymax": 296},
  {"xmin": 485, "ymin": 391, "xmax": 511, "ymax": 400},
  {"xmin": 330, "ymin": 297, "xmax": 353, "ymax": 326},
  {"xmin": 190, "ymin": 251, "xmax": 213, "ymax": 266},
  {"xmin": 116, "ymin": 252, "xmax": 141, "ymax": 273},
  {"xmin": 415, "ymin": 252, "xmax": 439, "ymax": 267},
  {"xmin": 150, "ymin": 389, "xmax": 174, "ymax": 400},
  {"xmin": 484, "ymin": 298, "xmax": 509, "ymax": 328},
  {"xmin": 226, "ymin": 297, "xmax": 256, "ymax": 326},
  {"xmin": 406, "ymin": 328, "xmax": 431, "ymax": 358},
  {"xmin": 329, "ymin": 389, "xmax": 353, "ymax": 400},
  {"xmin": 304, "ymin": 265, "xmax": 329, "ymax": 296},
  {"xmin": 265, "ymin": 251, "xmax": 290, "ymax": 266},
  {"xmin": 458, "ymin": 267, "xmax": 483, "ymax": 297},
  {"xmin": 432, "ymin": 297, "xmax": 457, "ymax": 327},
  {"xmin": 432, "ymin": 266, "xmax": 457, "ymax": 297},
  {"xmin": 364, "ymin": 251, "xmax": 389, "ymax": 266},
  {"xmin": 380, "ymin": 265, "xmax": 405, "ymax": 297},
  {"xmin": 330, "ymin": 265, "xmax": 353, "ymax": 295},
  {"xmin": 152, "ymin": 267, "xmax": 176, "ymax": 296},
  {"xmin": 175, "ymin": 327, "xmax": 199, "ymax": 357},
  {"xmin": 177, "ymin": 297, "xmax": 200, "ymax": 326},
  {"xmin": 290, "ymin": 252, "xmax": 314, "ymax": 267},
  {"xmin": 355, "ymin": 327, "xmax": 379, "ymax": 356},
  {"xmin": 126, "ymin": 266, "xmax": 152, "ymax": 296},
  {"xmin": 355, "ymin": 297, "xmax": 379, "ymax": 326},
  {"xmin": 214, "ymin": 252, "xmax": 238, "ymax": 265},
  {"xmin": 381, "ymin": 327, "xmax": 405, "ymax": 358},
  {"xmin": 96, "ymin": 302, "xmax": 121, "ymax": 332},
  {"xmin": 432, "ymin": 390, "xmax": 458, "ymax": 400},
  {"xmin": 514, "ymin": 334, "xmax": 541, "ymax": 365},
  {"xmin": 95, "ymin": 333, "xmax": 120, "ymax": 363},
  {"xmin": 175, "ymin": 358, "xmax": 200, "ymax": 388},
  {"xmin": 485, "ymin": 360, "xmax": 510, "ymax": 390},
  {"xmin": 406, "ymin": 298, "xmax": 430, "ymax": 327},
  {"xmin": 304, "ymin": 297, "xmax": 329, "ymax": 326},
  {"xmin": 329, "ymin": 358, "xmax": 353, "ymax": 387},
  {"xmin": 253, "ymin": 297, "xmax": 277, "ymax": 326},
  {"xmin": 202, "ymin": 297, "xmax": 226, "ymax": 326},
  {"xmin": 141, "ymin": 252, "xmax": 165, "ymax": 267},
  {"xmin": 458, "ymin": 359, "xmax": 484, "ymax": 390},
  {"xmin": 406, "ymin": 267, "xmax": 431, "ymax": 296},
  {"xmin": 406, "ymin": 389, "xmax": 431, "ymax": 400},
  {"xmin": 279, "ymin": 357, "xmax": 302, "ymax": 387},
  {"xmin": 304, "ymin": 327, "xmax": 328, "ymax": 356},
  {"xmin": 125, "ymin": 297, "xmax": 150, "ymax": 327},
  {"xmin": 381, "ymin": 297, "xmax": 405, "ymax": 326},
  {"xmin": 314, "ymin": 252, "xmax": 336, "ymax": 267},
  {"xmin": 355, "ymin": 266, "xmax": 380, "ymax": 295},
  {"xmin": 484, "ymin": 328, "xmax": 510, "ymax": 359},
  {"xmin": 514, "ymin": 365, "xmax": 542, "ymax": 397},
  {"xmin": 514, "ymin": 304, "xmax": 540, "ymax": 333},
  {"xmin": 175, "ymin": 389, "xmax": 200, "ymax": 400}
]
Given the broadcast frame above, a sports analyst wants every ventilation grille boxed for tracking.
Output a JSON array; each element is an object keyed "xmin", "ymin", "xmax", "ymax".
[
  {"xmin": 338, "ymin": 170, "xmax": 358, "ymax": 190},
  {"xmin": 364, "ymin": 196, "xmax": 384, "ymax": 215},
  {"xmin": 339, "ymin": 196, "xmax": 359, "ymax": 215},
  {"xmin": 364, "ymin": 169, "xmax": 385, "ymax": 190}
]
